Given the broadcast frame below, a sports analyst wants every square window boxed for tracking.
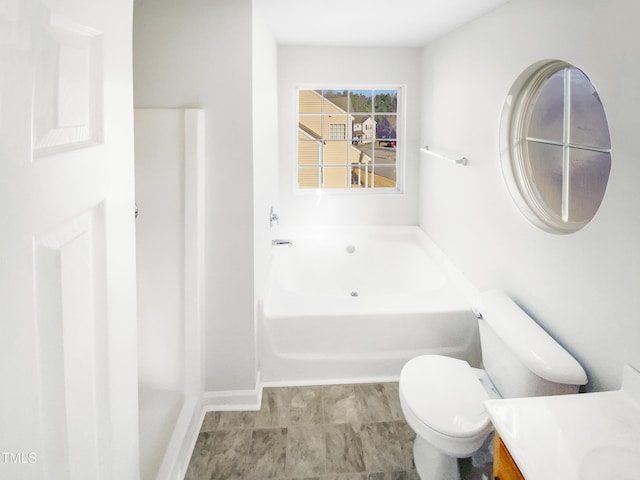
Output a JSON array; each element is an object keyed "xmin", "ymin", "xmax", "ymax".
[
  {"xmin": 328, "ymin": 122, "xmax": 347, "ymax": 140},
  {"xmin": 297, "ymin": 87, "xmax": 401, "ymax": 191}
]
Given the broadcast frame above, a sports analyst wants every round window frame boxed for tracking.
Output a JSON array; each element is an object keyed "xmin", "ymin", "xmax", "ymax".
[{"xmin": 499, "ymin": 60, "xmax": 611, "ymax": 234}]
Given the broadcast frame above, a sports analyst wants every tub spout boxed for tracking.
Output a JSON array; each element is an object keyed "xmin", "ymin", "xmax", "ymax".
[{"xmin": 272, "ymin": 239, "xmax": 293, "ymax": 247}]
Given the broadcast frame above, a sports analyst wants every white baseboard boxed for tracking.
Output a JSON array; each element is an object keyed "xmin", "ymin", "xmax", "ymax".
[
  {"xmin": 202, "ymin": 374, "xmax": 263, "ymax": 412},
  {"xmin": 261, "ymin": 374, "xmax": 400, "ymax": 388},
  {"xmin": 152, "ymin": 395, "xmax": 202, "ymax": 480},
  {"xmin": 169, "ymin": 396, "xmax": 205, "ymax": 480},
  {"xmin": 161, "ymin": 376, "xmax": 263, "ymax": 479}
]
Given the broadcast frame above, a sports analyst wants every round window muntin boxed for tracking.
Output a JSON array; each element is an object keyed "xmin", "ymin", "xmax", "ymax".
[{"xmin": 502, "ymin": 60, "xmax": 612, "ymax": 234}]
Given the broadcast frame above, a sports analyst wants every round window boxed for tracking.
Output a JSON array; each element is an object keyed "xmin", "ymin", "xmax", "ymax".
[{"xmin": 501, "ymin": 60, "xmax": 612, "ymax": 233}]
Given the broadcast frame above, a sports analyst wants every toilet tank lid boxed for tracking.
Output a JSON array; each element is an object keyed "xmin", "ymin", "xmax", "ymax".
[{"xmin": 474, "ymin": 290, "xmax": 588, "ymax": 386}]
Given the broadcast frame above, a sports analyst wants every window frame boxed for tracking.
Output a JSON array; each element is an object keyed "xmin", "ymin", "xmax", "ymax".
[
  {"xmin": 295, "ymin": 85, "xmax": 405, "ymax": 194},
  {"xmin": 500, "ymin": 60, "xmax": 612, "ymax": 234}
]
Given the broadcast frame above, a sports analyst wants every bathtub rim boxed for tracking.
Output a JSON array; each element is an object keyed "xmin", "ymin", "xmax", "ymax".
[{"xmin": 262, "ymin": 225, "xmax": 479, "ymax": 316}]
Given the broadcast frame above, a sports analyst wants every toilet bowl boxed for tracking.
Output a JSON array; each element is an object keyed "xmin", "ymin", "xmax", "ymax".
[
  {"xmin": 399, "ymin": 356, "xmax": 497, "ymax": 480},
  {"xmin": 399, "ymin": 290, "xmax": 588, "ymax": 480}
]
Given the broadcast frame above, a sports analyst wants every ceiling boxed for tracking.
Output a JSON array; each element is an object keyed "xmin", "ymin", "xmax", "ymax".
[{"xmin": 253, "ymin": 0, "xmax": 511, "ymax": 47}]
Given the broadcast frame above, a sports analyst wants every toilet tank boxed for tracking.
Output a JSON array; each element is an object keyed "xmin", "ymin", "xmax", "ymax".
[{"xmin": 474, "ymin": 290, "xmax": 587, "ymax": 398}]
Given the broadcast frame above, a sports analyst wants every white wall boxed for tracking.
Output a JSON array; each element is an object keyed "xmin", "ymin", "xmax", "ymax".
[
  {"xmin": 135, "ymin": 108, "xmax": 208, "ymax": 480},
  {"xmin": 135, "ymin": 109, "xmax": 185, "ymax": 395},
  {"xmin": 418, "ymin": 0, "xmax": 640, "ymax": 392},
  {"xmin": 278, "ymin": 47, "xmax": 421, "ymax": 226},
  {"xmin": 252, "ymin": 7, "xmax": 279, "ymax": 325},
  {"xmin": 133, "ymin": 0, "xmax": 258, "ymax": 393}
]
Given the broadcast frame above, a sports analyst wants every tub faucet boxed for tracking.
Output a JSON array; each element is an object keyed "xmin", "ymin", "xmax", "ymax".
[
  {"xmin": 269, "ymin": 206, "xmax": 279, "ymax": 228},
  {"xmin": 272, "ymin": 239, "xmax": 293, "ymax": 247}
]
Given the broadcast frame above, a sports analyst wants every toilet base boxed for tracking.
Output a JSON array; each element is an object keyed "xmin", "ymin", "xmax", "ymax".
[{"xmin": 413, "ymin": 435, "xmax": 460, "ymax": 480}]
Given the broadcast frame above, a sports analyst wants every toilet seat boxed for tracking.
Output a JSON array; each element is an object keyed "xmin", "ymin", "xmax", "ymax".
[{"xmin": 399, "ymin": 355, "xmax": 491, "ymax": 439}]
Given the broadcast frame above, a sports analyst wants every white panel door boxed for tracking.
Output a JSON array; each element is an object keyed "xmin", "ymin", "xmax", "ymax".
[{"xmin": 0, "ymin": 0, "xmax": 138, "ymax": 479}]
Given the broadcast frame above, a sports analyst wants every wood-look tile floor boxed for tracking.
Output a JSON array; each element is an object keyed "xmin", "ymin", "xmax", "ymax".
[{"xmin": 184, "ymin": 382, "xmax": 491, "ymax": 480}]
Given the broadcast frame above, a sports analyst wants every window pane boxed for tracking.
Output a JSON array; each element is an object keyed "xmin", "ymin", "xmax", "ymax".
[
  {"xmin": 375, "ymin": 141, "xmax": 397, "ymax": 164},
  {"xmin": 350, "ymin": 164, "xmax": 373, "ymax": 188},
  {"xmin": 569, "ymin": 68, "xmax": 611, "ymax": 149},
  {"xmin": 323, "ymin": 167, "xmax": 348, "ymax": 188},
  {"xmin": 526, "ymin": 141, "xmax": 563, "ymax": 217},
  {"xmin": 348, "ymin": 143, "xmax": 371, "ymax": 164},
  {"xmin": 567, "ymin": 148, "xmax": 611, "ymax": 223},
  {"xmin": 298, "ymin": 140, "xmax": 320, "ymax": 166},
  {"xmin": 351, "ymin": 142, "xmax": 373, "ymax": 162},
  {"xmin": 323, "ymin": 90, "xmax": 349, "ymax": 114},
  {"xmin": 375, "ymin": 115, "xmax": 397, "ymax": 139},
  {"xmin": 373, "ymin": 165, "xmax": 396, "ymax": 188},
  {"xmin": 298, "ymin": 90, "xmax": 323, "ymax": 113},
  {"xmin": 299, "ymin": 167, "xmax": 319, "ymax": 188},
  {"xmin": 374, "ymin": 89, "xmax": 398, "ymax": 113},
  {"xmin": 323, "ymin": 141, "xmax": 348, "ymax": 166},
  {"xmin": 299, "ymin": 115, "xmax": 322, "ymax": 139},
  {"xmin": 527, "ymin": 70, "xmax": 564, "ymax": 143},
  {"xmin": 349, "ymin": 90, "xmax": 373, "ymax": 113},
  {"xmin": 351, "ymin": 115, "xmax": 374, "ymax": 142}
]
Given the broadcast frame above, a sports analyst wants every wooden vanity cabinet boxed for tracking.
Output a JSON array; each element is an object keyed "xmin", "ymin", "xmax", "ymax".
[{"xmin": 493, "ymin": 433, "xmax": 525, "ymax": 480}]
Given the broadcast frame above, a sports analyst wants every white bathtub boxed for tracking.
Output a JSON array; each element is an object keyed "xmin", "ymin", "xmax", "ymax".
[{"xmin": 259, "ymin": 226, "xmax": 481, "ymax": 385}]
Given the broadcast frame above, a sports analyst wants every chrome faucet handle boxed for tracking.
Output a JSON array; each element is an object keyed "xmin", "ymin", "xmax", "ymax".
[{"xmin": 269, "ymin": 206, "xmax": 279, "ymax": 227}]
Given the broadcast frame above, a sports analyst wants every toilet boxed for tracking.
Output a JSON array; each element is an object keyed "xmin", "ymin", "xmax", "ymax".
[{"xmin": 399, "ymin": 290, "xmax": 587, "ymax": 480}]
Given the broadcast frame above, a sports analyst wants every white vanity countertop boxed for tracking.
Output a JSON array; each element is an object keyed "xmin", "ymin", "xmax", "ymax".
[{"xmin": 484, "ymin": 365, "xmax": 640, "ymax": 480}]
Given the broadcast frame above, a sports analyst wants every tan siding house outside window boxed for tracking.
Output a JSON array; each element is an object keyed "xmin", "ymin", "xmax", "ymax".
[{"xmin": 297, "ymin": 88, "xmax": 400, "ymax": 190}]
